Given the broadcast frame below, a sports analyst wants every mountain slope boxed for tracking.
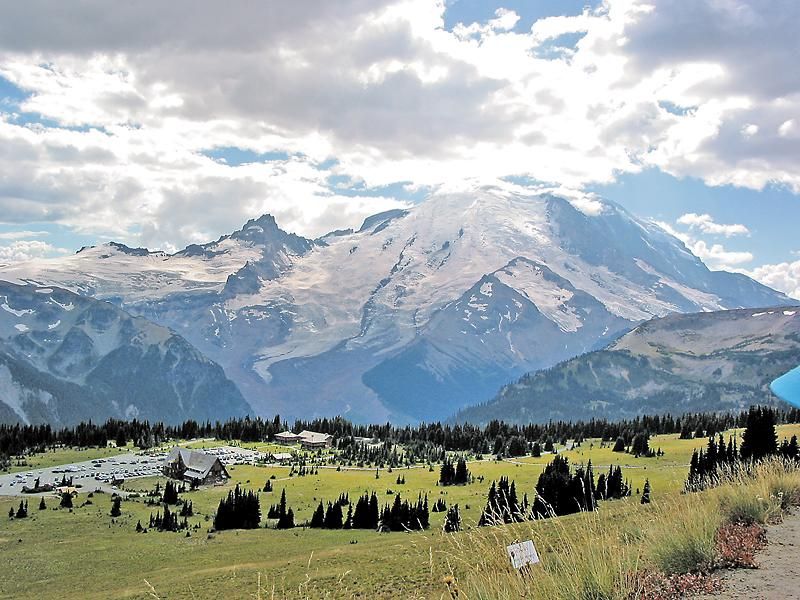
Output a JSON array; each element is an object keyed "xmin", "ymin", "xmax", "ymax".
[
  {"xmin": 0, "ymin": 188, "xmax": 793, "ymax": 422},
  {"xmin": 454, "ymin": 307, "xmax": 800, "ymax": 425},
  {"xmin": 0, "ymin": 281, "xmax": 250, "ymax": 425}
]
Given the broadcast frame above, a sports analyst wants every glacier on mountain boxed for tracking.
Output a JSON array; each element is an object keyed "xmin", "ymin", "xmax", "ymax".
[{"xmin": 0, "ymin": 188, "xmax": 792, "ymax": 422}]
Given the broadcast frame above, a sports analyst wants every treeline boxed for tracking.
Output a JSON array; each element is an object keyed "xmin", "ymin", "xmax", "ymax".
[{"xmin": 4, "ymin": 406, "xmax": 800, "ymax": 460}]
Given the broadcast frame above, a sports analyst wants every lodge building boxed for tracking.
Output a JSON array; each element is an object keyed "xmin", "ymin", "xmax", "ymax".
[
  {"xmin": 163, "ymin": 448, "xmax": 229, "ymax": 486},
  {"xmin": 274, "ymin": 430, "xmax": 333, "ymax": 449}
]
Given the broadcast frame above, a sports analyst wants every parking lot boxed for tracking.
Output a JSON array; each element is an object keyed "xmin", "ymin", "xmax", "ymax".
[
  {"xmin": 0, "ymin": 451, "xmax": 168, "ymax": 496},
  {"xmin": 0, "ymin": 445, "xmax": 268, "ymax": 496}
]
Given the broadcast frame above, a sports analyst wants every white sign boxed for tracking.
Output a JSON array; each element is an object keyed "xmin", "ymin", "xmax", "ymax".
[{"xmin": 507, "ymin": 540, "xmax": 540, "ymax": 570}]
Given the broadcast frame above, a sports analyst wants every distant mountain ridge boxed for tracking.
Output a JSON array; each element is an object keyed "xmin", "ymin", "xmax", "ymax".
[
  {"xmin": 0, "ymin": 188, "xmax": 793, "ymax": 423},
  {"xmin": 454, "ymin": 307, "xmax": 800, "ymax": 425},
  {"xmin": 0, "ymin": 281, "xmax": 249, "ymax": 425}
]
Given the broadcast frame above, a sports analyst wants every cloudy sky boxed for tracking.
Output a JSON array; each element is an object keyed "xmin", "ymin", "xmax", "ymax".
[{"xmin": 0, "ymin": 0, "xmax": 798, "ymax": 298}]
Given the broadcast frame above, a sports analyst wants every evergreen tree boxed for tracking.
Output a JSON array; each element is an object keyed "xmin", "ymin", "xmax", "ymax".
[
  {"xmin": 324, "ymin": 501, "xmax": 344, "ymax": 529},
  {"xmin": 454, "ymin": 458, "xmax": 470, "ymax": 484},
  {"xmin": 162, "ymin": 480, "xmax": 179, "ymax": 505},
  {"xmin": 351, "ymin": 492, "xmax": 381, "ymax": 529},
  {"xmin": 343, "ymin": 504, "xmax": 353, "ymax": 529},
  {"xmin": 685, "ymin": 434, "xmax": 741, "ymax": 490},
  {"xmin": 439, "ymin": 459, "xmax": 456, "ymax": 486},
  {"xmin": 115, "ymin": 429, "xmax": 127, "ymax": 449},
  {"xmin": 310, "ymin": 502, "xmax": 325, "ymax": 528},
  {"xmin": 740, "ymin": 406, "xmax": 778, "ymax": 461},
  {"xmin": 443, "ymin": 504, "xmax": 461, "ymax": 533},
  {"xmin": 780, "ymin": 435, "xmax": 800, "ymax": 460},
  {"xmin": 612, "ymin": 437, "xmax": 626, "ymax": 452},
  {"xmin": 533, "ymin": 457, "xmax": 611, "ymax": 517},
  {"xmin": 60, "ymin": 492, "xmax": 73, "ymax": 509},
  {"xmin": 479, "ymin": 476, "xmax": 522, "ymax": 525},
  {"xmin": 640, "ymin": 479, "xmax": 652, "ymax": 505},
  {"xmin": 273, "ymin": 489, "xmax": 295, "ymax": 529},
  {"xmin": 214, "ymin": 485, "xmax": 261, "ymax": 530},
  {"xmin": 630, "ymin": 432, "xmax": 651, "ymax": 457},
  {"xmin": 110, "ymin": 496, "xmax": 122, "ymax": 517},
  {"xmin": 507, "ymin": 436, "xmax": 527, "ymax": 457},
  {"xmin": 377, "ymin": 493, "xmax": 429, "ymax": 531},
  {"xmin": 38, "ymin": 497, "xmax": 46, "ymax": 511}
]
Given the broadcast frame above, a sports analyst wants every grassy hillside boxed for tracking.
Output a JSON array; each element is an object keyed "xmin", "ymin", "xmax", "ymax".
[{"xmin": 2, "ymin": 424, "xmax": 799, "ymax": 599}]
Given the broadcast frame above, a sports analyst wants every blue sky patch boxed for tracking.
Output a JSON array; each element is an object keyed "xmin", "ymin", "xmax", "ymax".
[
  {"xmin": 201, "ymin": 147, "xmax": 292, "ymax": 166},
  {"xmin": 592, "ymin": 169, "xmax": 800, "ymax": 266},
  {"xmin": 444, "ymin": 0, "xmax": 599, "ymax": 32}
]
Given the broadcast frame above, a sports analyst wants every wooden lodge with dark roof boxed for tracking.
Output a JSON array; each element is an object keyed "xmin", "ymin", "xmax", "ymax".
[{"xmin": 163, "ymin": 448, "xmax": 229, "ymax": 486}]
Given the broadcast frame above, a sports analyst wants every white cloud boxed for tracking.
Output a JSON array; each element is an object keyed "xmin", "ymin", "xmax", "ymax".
[
  {"xmin": 689, "ymin": 240, "xmax": 753, "ymax": 268},
  {"xmin": 0, "ymin": 240, "xmax": 68, "ymax": 263},
  {"xmin": 489, "ymin": 8, "xmax": 520, "ymax": 32},
  {"xmin": 0, "ymin": 230, "xmax": 49, "ymax": 240},
  {"xmin": 676, "ymin": 213, "xmax": 749, "ymax": 236},
  {"xmin": 779, "ymin": 119, "xmax": 797, "ymax": 138},
  {"xmin": 0, "ymin": 0, "xmax": 797, "ymax": 249},
  {"xmin": 657, "ymin": 216, "xmax": 753, "ymax": 271},
  {"xmin": 746, "ymin": 260, "xmax": 800, "ymax": 300},
  {"xmin": 741, "ymin": 123, "xmax": 758, "ymax": 137}
]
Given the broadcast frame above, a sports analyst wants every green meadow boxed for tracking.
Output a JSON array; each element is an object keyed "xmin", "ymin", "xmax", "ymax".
[{"xmin": 2, "ymin": 424, "xmax": 799, "ymax": 599}]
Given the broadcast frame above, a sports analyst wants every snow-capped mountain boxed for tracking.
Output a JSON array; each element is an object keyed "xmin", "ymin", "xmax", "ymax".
[
  {"xmin": 0, "ymin": 281, "xmax": 250, "ymax": 425},
  {"xmin": 0, "ymin": 189, "xmax": 792, "ymax": 422}
]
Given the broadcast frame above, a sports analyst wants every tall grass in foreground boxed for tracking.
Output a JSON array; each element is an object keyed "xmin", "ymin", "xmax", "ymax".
[
  {"xmin": 437, "ymin": 458, "xmax": 800, "ymax": 600},
  {"xmin": 441, "ymin": 508, "xmax": 644, "ymax": 599}
]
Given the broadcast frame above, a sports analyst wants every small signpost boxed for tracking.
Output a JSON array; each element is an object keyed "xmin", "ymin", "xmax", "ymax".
[{"xmin": 507, "ymin": 540, "xmax": 540, "ymax": 570}]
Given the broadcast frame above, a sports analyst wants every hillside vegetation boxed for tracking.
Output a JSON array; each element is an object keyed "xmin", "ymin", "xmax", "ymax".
[{"xmin": 458, "ymin": 307, "xmax": 800, "ymax": 424}]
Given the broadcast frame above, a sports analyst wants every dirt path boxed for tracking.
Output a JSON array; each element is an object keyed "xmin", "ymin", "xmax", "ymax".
[{"xmin": 712, "ymin": 510, "xmax": 800, "ymax": 599}]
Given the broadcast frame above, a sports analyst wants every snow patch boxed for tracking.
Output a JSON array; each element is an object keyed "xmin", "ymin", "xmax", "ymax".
[
  {"xmin": 1, "ymin": 298, "xmax": 34, "ymax": 317},
  {"xmin": 0, "ymin": 365, "xmax": 33, "ymax": 423},
  {"xmin": 14, "ymin": 324, "xmax": 29, "ymax": 332},
  {"xmin": 48, "ymin": 320, "xmax": 61, "ymax": 330},
  {"xmin": 50, "ymin": 298, "xmax": 75, "ymax": 311}
]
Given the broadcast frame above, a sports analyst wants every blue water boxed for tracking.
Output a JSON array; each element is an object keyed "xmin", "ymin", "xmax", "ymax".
[{"xmin": 771, "ymin": 365, "xmax": 800, "ymax": 409}]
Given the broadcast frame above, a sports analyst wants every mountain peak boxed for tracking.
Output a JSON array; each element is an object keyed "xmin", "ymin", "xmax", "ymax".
[{"xmin": 77, "ymin": 241, "xmax": 162, "ymax": 258}]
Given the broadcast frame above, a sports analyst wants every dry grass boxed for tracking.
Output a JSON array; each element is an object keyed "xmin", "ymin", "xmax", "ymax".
[
  {"xmin": 440, "ymin": 509, "xmax": 644, "ymax": 599},
  {"xmin": 437, "ymin": 457, "xmax": 800, "ymax": 600}
]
